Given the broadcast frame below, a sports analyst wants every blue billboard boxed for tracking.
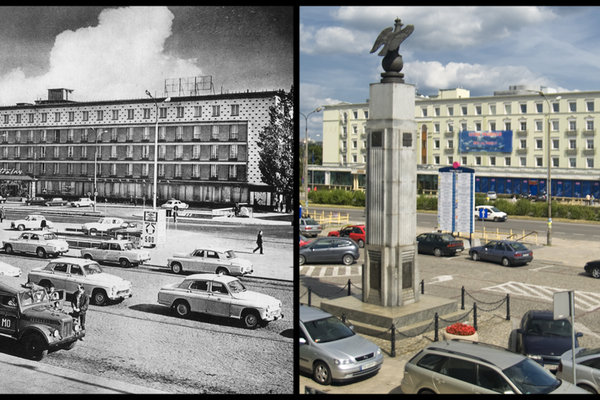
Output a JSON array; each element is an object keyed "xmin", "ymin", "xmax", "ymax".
[{"xmin": 459, "ymin": 130, "xmax": 513, "ymax": 153}]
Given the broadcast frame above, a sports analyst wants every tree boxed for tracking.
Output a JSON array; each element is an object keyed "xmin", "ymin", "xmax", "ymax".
[{"xmin": 257, "ymin": 85, "xmax": 294, "ymax": 211}]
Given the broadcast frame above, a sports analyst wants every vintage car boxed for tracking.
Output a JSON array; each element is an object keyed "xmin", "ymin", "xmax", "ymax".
[
  {"xmin": 0, "ymin": 195, "xmax": 6, "ymax": 203},
  {"xmin": 167, "ymin": 248, "xmax": 253, "ymax": 276},
  {"xmin": 157, "ymin": 273, "xmax": 283, "ymax": 329},
  {"xmin": 26, "ymin": 196, "xmax": 47, "ymax": 206},
  {"xmin": 160, "ymin": 199, "xmax": 189, "ymax": 211},
  {"xmin": 0, "ymin": 260, "xmax": 21, "ymax": 277},
  {"xmin": 45, "ymin": 197, "xmax": 68, "ymax": 206},
  {"xmin": 3, "ymin": 231, "xmax": 69, "ymax": 258},
  {"xmin": 0, "ymin": 277, "xmax": 84, "ymax": 360},
  {"xmin": 11, "ymin": 214, "xmax": 54, "ymax": 231},
  {"xmin": 106, "ymin": 221, "xmax": 142, "ymax": 235},
  {"xmin": 81, "ymin": 217, "xmax": 127, "ymax": 235},
  {"xmin": 70, "ymin": 197, "xmax": 95, "ymax": 207},
  {"xmin": 81, "ymin": 239, "xmax": 150, "ymax": 268},
  {"xmin": 28, "ymin": 257, "xmax": 133, "ymax": 306}
]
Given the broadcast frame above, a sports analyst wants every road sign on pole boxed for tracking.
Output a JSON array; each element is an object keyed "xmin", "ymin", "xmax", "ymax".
[{"xmin": 142, "ymin": 209, "xmax": 166, "ymax": 246}]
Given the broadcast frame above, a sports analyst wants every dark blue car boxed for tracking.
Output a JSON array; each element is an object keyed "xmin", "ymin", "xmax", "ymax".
[
  {"xmin": 469, "ymin": 239, "xmax": 533, "ymax": 267},
  {"xmin": 511, "ymin": 310, "xmax": 582, "ymax": 369}
]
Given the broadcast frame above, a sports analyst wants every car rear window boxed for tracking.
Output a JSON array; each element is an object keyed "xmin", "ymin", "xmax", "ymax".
[
  {"xmin": 510, "ymin": 242, "xmax": 529, "ymax": 251},
  {"xmin": 416, "ymin": 353, "xmax": 447, "ymax": 372},
  {"xmin": 303, "ymin": 218, "xmax": 318, "ymax": 225}
]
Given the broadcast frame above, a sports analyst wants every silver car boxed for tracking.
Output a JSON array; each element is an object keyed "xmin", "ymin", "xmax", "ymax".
[
  {"xmin": 557, "ymin": 347, "xmax": 600, "ymax": 393},
  {"xmin": 299, "ymin": 305, "xmax": 383, "ymax": 385},
  {"xmin": 299, "ymin": 217, "xmax": 322, "ymax": 238},
  {"xmin": 401, "ymin": 340, "xmax": 588, "ymax": 394}
]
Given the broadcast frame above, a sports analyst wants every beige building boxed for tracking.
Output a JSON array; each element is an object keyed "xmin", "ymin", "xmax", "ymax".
[{"xmin": 315, "ymin": 85, "xmax": 600, "ymax": 198}]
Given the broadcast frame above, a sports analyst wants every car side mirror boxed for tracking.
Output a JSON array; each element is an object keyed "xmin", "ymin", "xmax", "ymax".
[
  {"xmin": 299, "ymin": 337, "xmax": 307, "ymax": 345},
  {"xmin": 576, "ymin": 332, "xmax": 583, "ymax": 338}
]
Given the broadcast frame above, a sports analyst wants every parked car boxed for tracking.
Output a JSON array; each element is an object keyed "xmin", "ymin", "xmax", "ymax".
[
  {"xmin": 45, "ymin": 197, "xmax": 68, "ymax": 206},
  {"xmin": 0, "ymin": 277, "xmax": 84, "ymax": 360},
  {"xmin": 26, "ymin": 196, "xmax": 47, "ymax": 206},
  {"xmin": 3, "ymin": 231, "xmax": 69, "ymax": 258},
  {"xmin": 157, "ymin": 273, "xmax": 283, "ymax": 329},
  {"xmin": 160, "ymin": 199, "xmax": 189, "ymax": 211},
  {"xmin": 70, "ymin": 197, "xmax": 95, "ymax": 207},
  {"xmin": 0, "ymin": 195, "xmax": 6, "ymax": 203},
  {"xmin": 167, "ymin": 248, "xmax": 253, "ymax": 276},
  {"xmin": 557, "ymin": 347, "xmax": 600, "ymax": 393},
  {"xmin": 299, "ymin": 305, "xmax": 384, "ymax": 385},
  {"xmin": 508, "ymin": 309, "xmax": 582, "ymax": 371},
  {"xmin": 28, "ymin": 257, "xmax": 133, "ymax": 306},
  {"xmin": 107, "ymin": 221, "xmax": 142, "ymax": 235},
  {"xmin": 328, "ymin": 224, "xmax": 366, "ymax": 248},
  {"xmin": 10, "ymin": 215, "xmax": 54, "ymax": 231},
  {"xmin": 486, "ymin": 191, "xmax": 497, "ymax": 200},
  {"xmin": 81, "ymin": 217, "xmax": 127, "ymax": 235},
  {"xmin": 584, "ymin": 260, "xmax": 600, "ymax": 279},
  {"xmin": 475, "ymin": 205, "xmax": 507, "ymax": 222},
  {"xmin": 300, "ymin": 234, "xmax": 311, "ymax": 247},
  {"xmin": 299, "ymin": 217, "xmax": 322, "ymax": 238},
  {"xmin": 416, "ymin": 232, "xmax": 464, "ymax": 257},
  {"xmin": 0, "ymin": 260, "xmax": 21, "ymax": 277},
  {"xmin": 81, "ymin": 239, "xmax": 150, "ymax": 268},
  {"xmin": 401, "ymin": 340, "xmax": 586, "ymax": 394},
  {"xmin": 469, "ymin": 240, "xmax": 533, "ymax": 267},
  {"xmin": 299, "ymin": 237, "xmax": 359, "ymax": 266}
]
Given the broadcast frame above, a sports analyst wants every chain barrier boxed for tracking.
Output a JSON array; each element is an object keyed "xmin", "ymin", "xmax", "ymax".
[
  {"xmin": 476, "ymin": 299, "xmax": 508, "ymax": 313},
  {"xmin": 463, "ymin": 287, "xmax": 506, "ymax": 305},
  {"xmin": 438, "ymin": 308, "xmax": 473, "ymax": 324},
  {"xmin": 299, "ymin": 289, "xmax": 309, "ymax": 299}
]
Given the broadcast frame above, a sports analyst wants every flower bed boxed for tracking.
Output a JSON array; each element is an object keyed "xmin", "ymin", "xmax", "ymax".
[{"xmin": 442, "ymin": 322, "xmax": 478, "ymax": 342}]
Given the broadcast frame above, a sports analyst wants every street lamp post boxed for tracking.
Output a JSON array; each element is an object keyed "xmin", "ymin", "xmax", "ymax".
[
  {"xmin": 300, "ymin": 107, "xmax": 322, "ymax": 214},
  {"xmin": 145, "ymin": 90, "xmax": 170, "ymax": 210},
  {"xmin": 91, "ymin": 127, "xmax": 108, "ymax": 213}
]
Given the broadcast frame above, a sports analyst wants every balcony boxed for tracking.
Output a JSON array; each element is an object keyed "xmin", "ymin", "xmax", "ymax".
[
  {"xmin": 565, "ymin": 148, "xmax": 577, "ymax": 155},
  {"xmin": 582, "ymin": 148, "xmax": 596, "ymax": 155},
  {"xmin": 565, "ymin": 130, "xmax": 578, "ymax": 136},
  {"xmin": 516, "ymin": 148, "xmax": 528, "ymax": 154},
  {"xmin": 583, "ymin": 129, "xmax": 596, "ymax": 136},
  {"xmin": 516, "ymin": 130, "xmax": 528, "ymax": 136},
  {"xmin": 444, "ymin": 130, "xmax": 454, "ymax": 137},
  {"xmin": 444, "ymin": 147, "xmax": 455, "ymax": 153}
]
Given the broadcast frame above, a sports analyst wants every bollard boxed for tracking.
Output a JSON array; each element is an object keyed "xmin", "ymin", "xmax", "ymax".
[
  {"xmin": 420, "ymin": 279, "xmax": 424, "ymax": 294},
  {"xmin": 473, "ymin": 303, "xmax": 478, "ymax": 331},
  {"xmin": 308, "ymin": 288, "xmax": 312, "ymax": 307},
  {"xmin": 434, "ymin": 313, "xmax": 439, "ymax": 342},
  {"xmin": 347, "ymin": 279, "xmax": 351, "ymax": 296},
  {"xmin": 506, "ymin": 293, "xmax": 510, "ymax": 321},
  {"xmin": 461, "ymin": 286, "xmax": 465, "ymax": 310},
  {"xmin": 391, "ymin": 324, "xmax": 396, "ymax": 357}
]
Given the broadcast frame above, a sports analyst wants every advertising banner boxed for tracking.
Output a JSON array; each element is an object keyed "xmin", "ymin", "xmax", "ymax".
[{"xmin": 459, "ymin": 130, "xmax": 513, "ymax": 153}]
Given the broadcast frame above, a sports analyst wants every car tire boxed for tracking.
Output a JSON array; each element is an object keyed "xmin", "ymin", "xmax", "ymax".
[
  {"xmin": 216, "ymin": 267, "xmax": 229, "ymax": 275},
  {"xmin": 92, "ymin": 289, "xmax": 108, "ymax": 306},
  {"xmin": 119, "ymin": 258, "xmax": 131, "ymax": 268},
  {"xmin": 173, "ymin": 300, "xmax": 191, "ymax": 318},
  {"xmin": 501, "ymin": 257, "xmax": 511, "ymax": 267},
  {"xmin": 357, "ymin": 239, "xmax": 365, "ymax": 248},
  {"xmin": 22, "ymin": 333, "xmax": 48, "ymax": 361},
  {"xmin": 418, "ymin": 389, "xmax": 436, "ymax": 394},
  {"xmin": 63, "ymin": 341, "xmax": 77, "ymax": 351},
  {"xmin": 17, "ymin": 224, "xmax": 25, "ymax": 231},
  {"xmin": 313, "ymin": 361, "xmax": 332, "ymax": 385},
  {"xmin": 507, "ymin": 329, "xmax": 518, "ymax": 352},
  {"xmin": 242, "ymin": 310, "xmax": 260, "ymax": 329},
  {"xmin": 577, "ymin": 384, "xmax": 597, "ymax": 394},
  {"xmin": 433, "ymin": 248, "xmax": 442, "ymax": 257},
  {"xmin": 471, "ymin": 252, "xmax": 479, "ymax": 261},
  {"xmin": 493, "ymin": 217, "xmax": 499, "ymax": 222},
  {"xmin": 4, "ymin": 244, "xmax": 13, "ymax": 254},
  {"xmin": 36, "ymin": 247, "xmax": 47, "ymax": 259},
  {"xmin": 592, "ymin": 266, "xmax": 600, "ymax": 279},
  {"xmin": 342, "ymin": 254, "xmax": 354, "ymax": 266},
  {"xmin": 299, "ymin": 255, "xmax": 306, "ymax": 266},
  {"xmin": 83, "ymin": 254, "xmax": 93, "ymax": 260},
  {"xmin": 171, "ymin": 262, "xmax": 183, "ymax": 274},
  {"xmin": 89, "ymin": 228, "xmax": 97, "ymax": 236}
]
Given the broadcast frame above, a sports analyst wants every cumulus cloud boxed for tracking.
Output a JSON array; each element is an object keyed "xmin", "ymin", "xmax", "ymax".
[
  {"xmin": 301, "ymin": 22, "xmax": 374, "ymax": 55},
  {"xmin": 0, "ymin": 6, "xmax": 202, "ymax": 105}
]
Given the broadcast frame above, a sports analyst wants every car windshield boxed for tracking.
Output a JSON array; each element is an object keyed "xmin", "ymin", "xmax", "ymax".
[
  {"xmin": 83, "ymin": 263, "xmax": 103, "ymax": 275},
  {"xmin": 577, "ymin": 347, "xmax": 600, "ymax": 358},
  {"xmin": 303, "ymin": 218, "xmax": 318, "ymax": 225},
  {"xmin": 19, "ymin": 289, "xmax": 49, "ymax": 308},
  {"xmin": 528, "ymin": 318, "xmax": 572, "ymax": 337},
  {"xmin": 42, "ymin": 233, "xmax": 58, "ymax": 240},
  {"xmin": 227, "ymin": 280, "xmax": 246, "ymax": 293},
  {"xmin": 490, "ymin": 207, "xmax": 501, "ymax": 212},
  {"xmin": 503, "ymin": 358, "xmax": 561, "ymax": 394},
  {"xmin": 224, "ymin": 250, "xmax": 236, "ymax": 259},
  {"xmin": 510, "ymin": 242, "xmax": 529, "ymax": 251},
  {"xmin": 303, "ymin": 316, "xmax": 355, "ymax": 344}
]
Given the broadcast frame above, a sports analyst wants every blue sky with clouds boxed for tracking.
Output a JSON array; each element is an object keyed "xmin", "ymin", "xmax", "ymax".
[{"xmin": 301, "ymin": 6, "xmax": 600, "ymax": 141}]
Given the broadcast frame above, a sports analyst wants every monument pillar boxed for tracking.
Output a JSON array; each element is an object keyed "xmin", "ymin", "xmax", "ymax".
[{"xmin": 363, "ymin": 82, "xmax": 418, "ymax": 307}]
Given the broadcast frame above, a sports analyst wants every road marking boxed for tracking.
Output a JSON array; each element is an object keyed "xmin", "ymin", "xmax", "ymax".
[
  {"xmin": 483, "ymin": 281, "xmax": 600, "ymax": 311},
  {"xmin": 345, "ymin": 266, "xmax": 351, "ymax": 276},
  {"xmin": 530, "ymin": 265, "xmax": 554, "ymax": 272},
  {"xmin": 428, "ymin": 275, "xmax": 453, "ymax": 284},
  {"xmin": 300, "ymin": 265, "xmax": 362, "ymax": 277},
  {"xmin": 319, "ymin": 268, "xmax": 327, "ymax": 277},
  {"xmin": 332, "ymin": 267, "xmax": 339, "ymax": 277}
]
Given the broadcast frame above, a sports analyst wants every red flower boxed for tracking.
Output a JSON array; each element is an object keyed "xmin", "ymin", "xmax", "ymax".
[{"xmin": 446, "ymin": 322, "xmax": 476, "ymax": 336}]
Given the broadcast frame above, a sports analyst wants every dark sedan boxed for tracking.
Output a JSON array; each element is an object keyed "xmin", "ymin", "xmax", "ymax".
[
  {"xmin": 584, "ymin": 260, "xmax": 600, "ymax": 279},
  {"xmin": 26, "ymin": 196, "xmax": 47, "ymax": 206},
  {"xmin": 416, "ymin": 232, "xmax": 464, "ymax": 257},
  {"xmin": 509, "ymin": 310, "xmax": 582, "ymax": 370},
  {"xmin": 469, "ymin": 240, "xmax": 533, "ymax": 267},
  {"xmin": 299, "ymin": 237, "xmax": 359, "ymax": 266}
]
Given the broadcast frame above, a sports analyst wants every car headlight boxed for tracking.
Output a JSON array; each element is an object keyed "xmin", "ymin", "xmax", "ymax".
[
  {"xmin": 334, "ymin": 358, "xmax": 353, "ymax": 365},
  {"xmin": 376, "ymin": 348, "xmax": 381, "ymax": 356},
  {"xmin": 52, "ymin": 329, "xmax": 60, "ymax": 338},
  {"xmin": 527, "ymin": 354, "xmax": 542, "ymax": 361},
  {"xmin": 111, "ymin": 286, "xmax": 117, "ymax": 295}
]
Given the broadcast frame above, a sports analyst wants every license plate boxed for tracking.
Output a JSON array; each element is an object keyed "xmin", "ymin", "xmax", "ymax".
[
  {"xmin": 455, "ymin": 249, "xmax": 463, "ymax": 253},
  {"xmin": 360, "ymin": 361, "xmax": 377, "ymax": 371}
]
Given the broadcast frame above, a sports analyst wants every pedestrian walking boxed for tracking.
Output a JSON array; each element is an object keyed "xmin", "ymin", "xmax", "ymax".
[
  {"xmin": 71, "ymin": 284, "xmax": 89, "ymax": 340},
  {"xmin": 0, "ymin": 206, "xmax": 4, "ymax": 223},
  {"xmin": 173, "ymin": 210, "xmax": 178, "ymax": 223},
  {"xmin": 253, "ymin": 230, "xmax": 263, "ymax": 254}
]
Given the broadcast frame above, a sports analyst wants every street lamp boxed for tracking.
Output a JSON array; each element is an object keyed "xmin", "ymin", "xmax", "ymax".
[
  {"xmin": 300, "ymin": 107, "xmax": 322, "ymax": 213},
  {"xmin": 529, "ymin": 90, "xmax": 561, "ymax": 246},
  {"xmin": 91, "ymin": 128, "xmax": 108, "ymax": 213},
  {"xmin": 145, "ymin": 90, "xmax": 171, "ymax": 209}
]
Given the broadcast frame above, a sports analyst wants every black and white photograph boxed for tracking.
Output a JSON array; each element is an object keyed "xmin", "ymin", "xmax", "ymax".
[{"xmin": 0, "ymin": 6, "xmax": 294, "ymax": 394}]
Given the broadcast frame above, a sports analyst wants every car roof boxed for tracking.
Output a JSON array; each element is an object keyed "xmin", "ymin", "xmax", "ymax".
[
  {"xmin": 186, "ymin": 273, "xmax": 237, "ymax": 283},
  {"xmin": 0, "ymin": 277, "xmax": 43, "ymax": 295},
  {"xmin": 525, "ymin": 310, "xmax": 556, "ymax": 320},
  {"xmin": 21, "ymin": 230, "xmax": 55, "ymax": 234},
  {"xmin": 300, "ymin": 305, "xmax": 333, "ymax": 323},
  {"xmin": 193, "ymin": 248, "xmax": 231, "ymax": 254},
  {"xmin": 99, "ymin": 239, "xmax": 132, "ymax": 244},
  {"xmin": 50, "ymin": 257, "xmax": 99, "ymax": 266},
  {"xmin": 425, "ymin": 340, "xmax": 526, "ymax": 370}
]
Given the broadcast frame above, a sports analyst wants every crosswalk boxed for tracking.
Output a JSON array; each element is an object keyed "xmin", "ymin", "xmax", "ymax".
[
  {"xmin": 483, "ymin": 281, "xmax": 600, "ymax": 312},
  {"xmin": 299, "ymin": 265, "xmax": 362, "ymax": 277}
]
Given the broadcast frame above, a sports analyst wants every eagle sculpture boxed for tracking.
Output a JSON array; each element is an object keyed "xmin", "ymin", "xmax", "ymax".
[{"xmin": 370, "ymin": 18, "xmax": 414, "ymax": 56}]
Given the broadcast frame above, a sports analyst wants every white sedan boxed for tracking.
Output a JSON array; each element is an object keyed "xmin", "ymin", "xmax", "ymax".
[
  {"xmin": 11, "ymin": 215, "xmax": 54, "ymax": 231},
  {"xmin": 0, "ymin": 260, "xmax": 21, "ymax": 277},
  {"xmin": 160, "ymin": 199, "xmax": 189, "ymax": 211}
]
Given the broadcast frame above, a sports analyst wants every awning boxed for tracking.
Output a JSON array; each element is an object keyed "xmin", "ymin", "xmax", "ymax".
[{"xmin": 0, "ymin": 174, "xmax": 34, "ymax": 181}]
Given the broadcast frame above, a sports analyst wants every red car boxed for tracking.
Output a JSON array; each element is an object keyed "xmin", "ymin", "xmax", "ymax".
[
  {"xmin": 300, "ymin": 234, "xmax": 311, "ymax": 247},
  {"xmin": 327, "ymin": 225, "xmax": 366, "ymax": 248}
]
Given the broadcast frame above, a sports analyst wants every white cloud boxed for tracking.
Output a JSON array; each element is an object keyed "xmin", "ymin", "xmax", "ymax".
[
  {"xmin": 0, "ymin": 6, "xmax": 202, "ymax": 105},
  {"xmin": 301, "ymin": 23, "xmax": 373, "ymax": 55}
]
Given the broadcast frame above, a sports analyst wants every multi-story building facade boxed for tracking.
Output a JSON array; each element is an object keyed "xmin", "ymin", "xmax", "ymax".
[
  {"xmin": 0, "ymin": 88, "xmax": 280, "ymax": 206},
  {"xmin": 315, "ymin": 85, "xmax": 600, "ymax": 198}
]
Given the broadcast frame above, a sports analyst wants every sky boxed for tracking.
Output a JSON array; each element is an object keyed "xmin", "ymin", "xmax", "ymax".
[
  {"xmin": 0, "ymin": 6, "xmax": 293, "ymax": 105},
  {"xmin": 301, "ymin": 6, "xmax": 600, "ymax": 141}
]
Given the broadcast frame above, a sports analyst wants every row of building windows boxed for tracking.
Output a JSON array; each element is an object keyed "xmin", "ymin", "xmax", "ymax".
[
  {"xmin": 433, "ymin": 138, "xmax": 596, "ymax": 151},
  {"xmin": 1, "ymin": 104, "xmax": 241, "ymax": 125},
  {"xmin": 431, "ymin": 119, "xmax": 595, "ymax": 133},
  {"xmin": 431, "ymin": 155, "xmax": 596, "ymax": 169},
  {"xmin": 420, "ymin": 99, "xmax": 595, "ymax": 118}
]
